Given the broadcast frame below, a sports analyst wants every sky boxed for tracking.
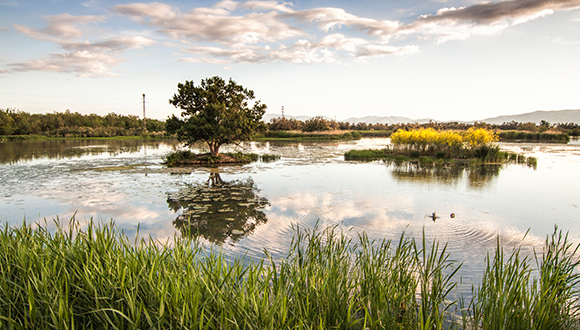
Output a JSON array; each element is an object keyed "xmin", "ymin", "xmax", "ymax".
[{"xmin": 0, "ymin": 0, "xmax": 579, "ymax": 121}]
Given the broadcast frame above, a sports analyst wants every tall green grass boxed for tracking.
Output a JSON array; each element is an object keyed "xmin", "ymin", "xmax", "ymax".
[
  {"xmin": 499, "ymin": 131, "xmax": 570, "ymax": 143},
  {"xmin": 464, "ymin": 229, "xmax": 580, "ymax": 329},
  {"xmin": 0, "ymin": 220, "xmax": 578, "ymax": 329}
]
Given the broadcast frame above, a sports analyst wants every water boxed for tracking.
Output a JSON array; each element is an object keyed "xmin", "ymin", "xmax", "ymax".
[{"xmin": 1, "ymin": 137, "xmax": 579, "ymax": 294}]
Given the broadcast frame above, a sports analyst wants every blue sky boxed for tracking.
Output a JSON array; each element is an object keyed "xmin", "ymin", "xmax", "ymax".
[{"xmin": 1, "ymin": 0, "xmax": 579, "ymax": 121}]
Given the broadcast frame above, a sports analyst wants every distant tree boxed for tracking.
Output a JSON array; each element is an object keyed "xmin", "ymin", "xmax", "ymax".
[
  {"xmin": 167, "ymin": 76, "xmax": 267, "ymax": 156},
  {"xmin": 301, "ymin": 116, "xmax": 332, "ymax": 132},
  {"xmin": 268, "ymin": 117, "xmax": 303, "ymax": 131}
]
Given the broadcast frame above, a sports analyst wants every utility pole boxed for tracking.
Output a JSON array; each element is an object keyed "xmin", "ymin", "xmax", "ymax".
[{"xmin": 142, "ymin": 94, "xmax": 147, "ymax": 133}]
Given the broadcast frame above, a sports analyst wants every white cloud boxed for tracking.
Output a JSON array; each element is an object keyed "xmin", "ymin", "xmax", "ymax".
[
  {"xmin": 398, "ymin": 0, "xmax": 580, "ymax": 42},
  {"xmin": 11, "ymin": 0, "xmax": 580, "ymax": 74},
  {"xmin": 112, "ymin": 2, "xmax": 303, "ymax": 44},
  {"xmin": 283, "ymin": 7, "xmax": 400, "ymax": 39},
  {"xmin": 184, "ymin": 45, "xmax": 269, "ymax": 63},
  {"xmin": 14, "ymin": 14, "xmax": 104, "ymax": 40},
  {"xmin": 0, "ymin": 27, "xmax": 8, "ymax": 32},
  {"xmin": 0, "ymin": 68, "xmax": 10, "ymax": 74},
  {"xmin": 356, "ymin": 44, "xmax": 420, "ymax": 58},
  {"xmin": 9, "ymin": 50, "xmax": 122, "ymax": 77},
  {"xmin": 241, "ymin": 0, "xmax": 294, "ymax": 13},
  {"xmin": 12, "ymin": 14, "xmax": 154, "ymax": 77}
]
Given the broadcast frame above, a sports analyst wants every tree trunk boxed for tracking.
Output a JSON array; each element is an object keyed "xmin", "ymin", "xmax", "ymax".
[{"xmin": 208, "ymin": 142, "xmax": 221, "ymax": 156}]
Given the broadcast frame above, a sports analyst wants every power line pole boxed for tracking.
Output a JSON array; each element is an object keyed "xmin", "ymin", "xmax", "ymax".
[{"xmin": 142, "ymin": 93, "xmax": 147, "ymax": 133}]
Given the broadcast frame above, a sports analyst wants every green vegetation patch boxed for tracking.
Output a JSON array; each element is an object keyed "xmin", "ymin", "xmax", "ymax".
[
  {"xmin": 260, "ymin": 154, "xmax": 281, "ymax": 162},
  {"xmin": 163, "ymin": 150, "xmax": 280, "ymax": 166},
  {"xmin": 499, "ymin": 131, "xmax": 570, "ymax": 143},
  {"xmin": 257, "ymin": 130, "xmax": 360, "ymax": 141},
  {"xmin": 345, "ymin": 147, "xmax": 537, "ymax": 168},
  {"xmin": 0, "ymin": 220, "xmax": 578, "ymax": 329}
]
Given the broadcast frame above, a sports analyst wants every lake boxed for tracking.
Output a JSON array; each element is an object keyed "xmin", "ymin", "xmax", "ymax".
[{"xmin": 1, "ymin": 137, "xmax": 579, "ymax": 295}]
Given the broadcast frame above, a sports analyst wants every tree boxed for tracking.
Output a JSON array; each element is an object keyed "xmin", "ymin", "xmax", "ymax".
[{"xmin": 167, "ymin": 76, "xmax": 267, "ymax": 156}]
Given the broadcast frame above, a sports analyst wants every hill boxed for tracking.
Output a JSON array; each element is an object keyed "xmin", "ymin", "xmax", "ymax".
[
  {"xmin": 262, "ymin": 109, "xmax": 580, "ymax": 125},
  {"xmin": 477, "ymin": 109, "xmax": 580, "ymax": 125}
]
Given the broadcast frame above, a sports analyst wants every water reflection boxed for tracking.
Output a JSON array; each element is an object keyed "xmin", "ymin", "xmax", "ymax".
[
  {"xmin": 168, "ymin": 173, "xmax": 269, "ymax": 244},
  {"xmin": 389, "ymin": 162, "xmax": 501, "ymax": 188},
  {"xmin": 0, "ymin": 139, "xmax": 179, "ymax": 164}
]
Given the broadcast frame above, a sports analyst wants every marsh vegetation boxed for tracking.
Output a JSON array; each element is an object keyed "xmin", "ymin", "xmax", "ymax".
[
  {"xmin": 0, "ymin": 221, "xmax": 578, "ymax": 329},
  {"xmin": 345, "ymin": 128, "xmax": 538, "ymax": 168}
]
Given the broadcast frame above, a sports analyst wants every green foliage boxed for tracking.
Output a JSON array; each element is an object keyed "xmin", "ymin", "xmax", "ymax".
[
  {"xmin": 435, "ymin": 151, "xmax": 447, "ymax": 159},
  {"xmin": 498, "ymin": 131, "xmax": 570, "ymax": 143},
  {"xmin": 267, "ymin": 117, "xmax": 303, "ymax": 131},
  {"xmin": 163, "ymin": 149, "xmax": 196, "ymax": 165},
  {"xmin": 260, "ymin": 154, "xmax": 281, "ymax": 162},
  {"xmin": 0, "ymin": 108, "xmax": 165, "ymax": 137},
  {"xmin": 344, "ymin": 149, "xmax": 390, "ymax": 161},
  {"xmin": 167, "ymin": 77, "xmax": 267, "ymax": 156},
  {"xmin": 163, "ymin": 149, "xmax": 262, "ymax": 165},
  {"xmin": 351, "ymin": 131, "xmax": 362, "ymax": 139},
  {"xmin": 465, "ymin": 228, "xmax": 580, "ymax": 329},
  {"xmin": 259, "ymin": 130, "xmax": 358, "ymax": 140},
  {"xmin": 301, "ymin": 116, "xmax": 339, "ymax": 132},
  {"xmin": 0, "ymin": 220, "xmax": 578, "ymax": 329}
]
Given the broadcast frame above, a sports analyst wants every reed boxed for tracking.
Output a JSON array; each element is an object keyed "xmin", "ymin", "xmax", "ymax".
[
  {"xmin": 1, "ymin": 220, "xmax": 578, "ymax": 329},
  {"xmin": 499, "ymin": 131, "xmax": 570, "ymax": 143},
  {"xmin": 465, "ymin": 228, "xmax": 580, "ymax": 330}
]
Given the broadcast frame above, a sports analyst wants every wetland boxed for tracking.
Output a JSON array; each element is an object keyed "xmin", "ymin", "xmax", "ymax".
[{"xmin": 1, "ymin": 137, "xmax": 580, "ymax": 297}]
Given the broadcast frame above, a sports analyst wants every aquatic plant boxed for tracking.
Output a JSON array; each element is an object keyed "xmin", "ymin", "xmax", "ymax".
[
  {"xmin": 499, "ymin": 131, "xmax": 570, "ymax": 143},
  {"xmin": 163, "ymin": 149, "xmax": 196, "ymax": 165},
  {"xmin": 0, "ymin": 220, "xmax": 578, "ymax": 329},
  {"xmin": 260, "ymin": 154, "xmax": 281, "ymax": 162},
  {"xmin": 464, "ymin": 229, "xmax": 580, "ymax": 329}
]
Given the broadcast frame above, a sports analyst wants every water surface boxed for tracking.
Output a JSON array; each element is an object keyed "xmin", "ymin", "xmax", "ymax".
[{"xmin": 1, "ymin": 137, "xmax": 579, "ymax": 294}]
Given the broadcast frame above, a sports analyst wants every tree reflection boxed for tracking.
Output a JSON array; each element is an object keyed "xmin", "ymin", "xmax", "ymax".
[
  {"xmin": 168, "ymin": 173, "xmax": 269, "ymax": 244},
  {"xmin": 389, "ymin": 162, "xmax": 501, "ymax": 188}
]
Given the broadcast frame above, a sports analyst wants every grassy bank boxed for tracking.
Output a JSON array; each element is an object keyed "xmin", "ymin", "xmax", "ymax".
[
  {"xmin": 0, "ymin": 133, "xmax": 172, "ymax": 142},
  {"xmin": 255, "ymin": 130, "xmax": 361, "ymax": 140},
  {"xmin": 0, "ymin": 220, "xmax": 578, "ymax": 329},
  {"xmin": 498, "ymin": 131, "xmax": 570, "ymax": 143}
]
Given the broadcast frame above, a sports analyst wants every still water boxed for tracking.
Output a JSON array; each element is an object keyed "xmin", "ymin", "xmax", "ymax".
[{"xmin": 1, "ymin": 138, "xmax": 579, "ymax": 293}]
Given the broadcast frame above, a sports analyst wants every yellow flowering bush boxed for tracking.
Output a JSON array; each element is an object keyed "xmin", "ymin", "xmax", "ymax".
[
  {"xmin": 463, "ymin": 127, "xmax": 498, "ymax": 148},
  {"xmin": 390, "ymin": 127, "xmax": 498, "ymax": 158}
]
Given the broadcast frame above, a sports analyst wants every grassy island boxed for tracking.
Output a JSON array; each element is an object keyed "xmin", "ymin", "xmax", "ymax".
[
  {"xmin": 0, "ymin": 220, "xmax": 578, "ymax": 329},
  {"xmin": 163, "ymin": 150, "xmax": 280, "ymax": 166},
  {"xmin": 345, "ymin": 128, "xmax": 538, "ymax": 168}
]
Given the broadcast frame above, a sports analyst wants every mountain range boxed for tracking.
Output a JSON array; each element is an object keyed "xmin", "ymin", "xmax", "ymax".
[{"xmin": 262, "ymin": 109, "xmax": 580, "ymax": 125}]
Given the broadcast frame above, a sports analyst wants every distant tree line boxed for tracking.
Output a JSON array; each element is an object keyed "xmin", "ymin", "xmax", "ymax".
[
  {"xmin": 0, "ymin": 109, "xmax": 165, "ymax": 137},
  {"xmin": 266, "ymin": 117, "xmax": 580, "ymax": 136}
]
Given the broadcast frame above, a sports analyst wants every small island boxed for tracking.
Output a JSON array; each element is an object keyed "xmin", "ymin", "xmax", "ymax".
[
  {"xmin": 345, "ymin": 127, "xmax": 537, "ymax": 168},
  {"xmin": 163, "ymin": 150, "xmax": 279, "ymax": 166},
  {"xmin": 163, "ymin": 76, "xmax": 279, "ymax": 166}
]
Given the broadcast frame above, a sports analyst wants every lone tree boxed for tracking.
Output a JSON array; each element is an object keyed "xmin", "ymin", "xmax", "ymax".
[{"xmin": 167, "ymin": 76, "xmax": 267, "ymax": 156}]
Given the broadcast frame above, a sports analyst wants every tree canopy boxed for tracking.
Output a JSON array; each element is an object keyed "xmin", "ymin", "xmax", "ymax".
[{"xmin": 167, "ymin": 76, "xmax": 267, "ymax": 156}]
